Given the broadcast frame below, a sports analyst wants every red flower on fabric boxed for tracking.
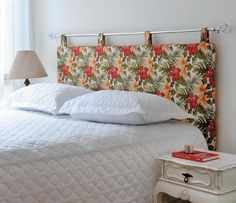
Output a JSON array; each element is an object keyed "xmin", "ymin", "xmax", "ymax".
[
  {"xmin": 156, "ymin": 91, "xmax": 164, "ymax": 97},
  {"xmin": 186, "ymin": 44, "xmax": 198, "ymax": 55},
  {"xmin": 138, "ymin": 66, "xmax": 148, "ymax": 80},
  {"xmin": 122, "ymin": 46, "xmax": 132, "ymax": 56},
  {"xmin": 152, "ymin": 45, "xmax": 163, "ymax": 56},
  {"xmin": 204, "ymin": 67, "xmax": 216, "ymax": 87},
  {"xmin": 186, "ymin": 93, "xmax": 199, "ymax": 109},
  {"xmin": 168, "ymin": 67, "xmax": 181, "ymax": 81},
  {"xmin": 72, "ymin": 47, "xmax": 80, "ymax": 57},
  {"xmin": 96, "ymin": 46, "xmax": 104, "ymax": 56},
  {"xmin": 60, "ymin": 65, "xmax": 70, "ymax": 76},
  {"xmin": 202, "ymin": 31, "xmax": 208, "ymax": 40},
  {"xmin": 84, "ymin": 65, "xmax": 93, "ymax": 77},
  {"xmin": 207, "ymin": 120, "xmax": 216, "ymax": 138},
  {"xmin": 109, "ymin": 66, "xmax": 119, "ymax": 79}
]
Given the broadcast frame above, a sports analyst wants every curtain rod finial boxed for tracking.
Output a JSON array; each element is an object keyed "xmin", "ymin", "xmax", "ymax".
[
  {"xmin": 216, "ymin": 23, "xmax": 231, "ymax": 35},
  {"xmin": 48, "ymin": 33, "xmax": 57, "ymax": 39}
]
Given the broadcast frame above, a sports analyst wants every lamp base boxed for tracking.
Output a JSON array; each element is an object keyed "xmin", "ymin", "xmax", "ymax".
[{"xmin": 24, "ymin": 79, "xmax": 30, "ymax": 86}]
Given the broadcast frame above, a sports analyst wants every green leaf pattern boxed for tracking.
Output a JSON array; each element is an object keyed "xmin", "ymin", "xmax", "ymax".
[{"xmin": 57, "ymin": 40, "xmax": 216, "ymax": 150}]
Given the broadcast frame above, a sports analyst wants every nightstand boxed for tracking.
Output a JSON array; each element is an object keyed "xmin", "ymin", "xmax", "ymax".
[{"xmin": 153, "ymin": 150, "xmax": 236, "ymax": 203}]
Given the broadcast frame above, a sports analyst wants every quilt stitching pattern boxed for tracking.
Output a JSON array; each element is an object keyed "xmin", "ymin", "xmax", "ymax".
[{"xmin": 0, "ymin": 110, "xmax": 207, "ymax": 203}]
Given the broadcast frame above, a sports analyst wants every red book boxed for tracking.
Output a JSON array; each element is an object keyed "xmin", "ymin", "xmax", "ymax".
[{"xmin": 172, "ymin": 150, "xmax": 219, "ymax": 162}]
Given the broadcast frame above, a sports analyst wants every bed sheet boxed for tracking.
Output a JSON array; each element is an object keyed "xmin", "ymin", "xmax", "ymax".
[{"xmin": 0, "ymin": 109, "xmax": 207, "ymax": 203}]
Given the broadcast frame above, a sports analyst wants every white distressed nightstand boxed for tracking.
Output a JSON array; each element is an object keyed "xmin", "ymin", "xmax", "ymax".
[{"xmin": 153, "ymin": 150, "xmax": 236, "ymax": 203}]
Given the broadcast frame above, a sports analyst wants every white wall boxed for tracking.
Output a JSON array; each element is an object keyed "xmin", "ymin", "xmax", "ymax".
[{"xmin": 33, "ymin": 0, "xmax": 236, "ymax": 153}]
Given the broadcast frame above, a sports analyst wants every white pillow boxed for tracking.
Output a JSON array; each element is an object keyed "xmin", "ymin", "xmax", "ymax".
[
  {"xmin": 2, "ymin": 83, "xmax": 93, "ymax": 115},
  {"xmin": 59, "ymin": 90, "xmax": 195, "ymax": 124}
]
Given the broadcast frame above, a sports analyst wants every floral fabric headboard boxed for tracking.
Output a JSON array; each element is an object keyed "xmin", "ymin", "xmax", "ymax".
[{"xmin": 57, "ymin": 28, "xmax": 216, "ymax": 150}]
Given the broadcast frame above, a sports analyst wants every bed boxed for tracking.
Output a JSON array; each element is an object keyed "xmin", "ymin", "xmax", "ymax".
[
  {"xmin": 0, "ymin": 28, "xmax": 216, "ymax": 203},
  {"xmin": 0, "ymin": 108, "xmax": 207, "ymax": 203}
]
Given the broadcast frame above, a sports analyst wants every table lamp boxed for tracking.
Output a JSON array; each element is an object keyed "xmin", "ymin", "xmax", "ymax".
[{"xmin": 8, "ymin": 50, "xmax": 48, "ymax": 86}]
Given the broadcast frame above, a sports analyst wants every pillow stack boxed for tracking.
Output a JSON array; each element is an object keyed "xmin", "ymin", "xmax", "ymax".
[{"xmin": 3, "ymin": 84, "xmax": 195, "ymax": 125}]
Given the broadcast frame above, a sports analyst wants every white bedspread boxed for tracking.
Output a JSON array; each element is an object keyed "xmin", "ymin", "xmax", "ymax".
[{"xmin": 0, "ymin": 109, "xmax": 207, "ymax": 203}]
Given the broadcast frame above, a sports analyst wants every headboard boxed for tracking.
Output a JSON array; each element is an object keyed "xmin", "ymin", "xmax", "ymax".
[{"xmin": 57, "ymin": 28, "xmax": 216, "ymax": 150}]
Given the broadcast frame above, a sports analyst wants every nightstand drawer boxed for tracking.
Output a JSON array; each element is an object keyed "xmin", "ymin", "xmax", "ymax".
[{"xmin": 163, "ymin": 161, "xmax": 216, "ymax": 189}]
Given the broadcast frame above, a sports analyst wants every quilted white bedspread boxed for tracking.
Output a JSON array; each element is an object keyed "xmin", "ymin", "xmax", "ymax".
[{"xmin": 0, "ymin": 109, "xmax": 207, "ymax": 203}]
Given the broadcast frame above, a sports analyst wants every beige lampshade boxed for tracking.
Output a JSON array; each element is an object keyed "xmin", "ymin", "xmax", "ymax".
[{"xmin": 8, "ymin": 50, "xmax": 48, "ymax": 79}]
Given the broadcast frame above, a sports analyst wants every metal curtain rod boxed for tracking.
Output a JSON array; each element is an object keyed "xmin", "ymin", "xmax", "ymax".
[{"xmin": 48, "ymin": 23, "xmax": 231, "ymax": 39}]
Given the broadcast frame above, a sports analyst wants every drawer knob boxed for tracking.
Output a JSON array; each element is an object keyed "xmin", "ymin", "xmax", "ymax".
[{"xmin": 182, "ymin": 173, "xmax": 193, "ymax": 183}]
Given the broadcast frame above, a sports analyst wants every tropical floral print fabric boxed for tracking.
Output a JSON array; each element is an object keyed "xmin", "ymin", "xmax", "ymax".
[{"xmin": 57, "ymin": 30, "xmax": 216, "ymax": 150}]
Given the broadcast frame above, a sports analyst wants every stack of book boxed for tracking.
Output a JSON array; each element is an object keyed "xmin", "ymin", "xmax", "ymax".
[{"xmin": 172, "ymin": 150, "xmax": 219, "ymax": 162}]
